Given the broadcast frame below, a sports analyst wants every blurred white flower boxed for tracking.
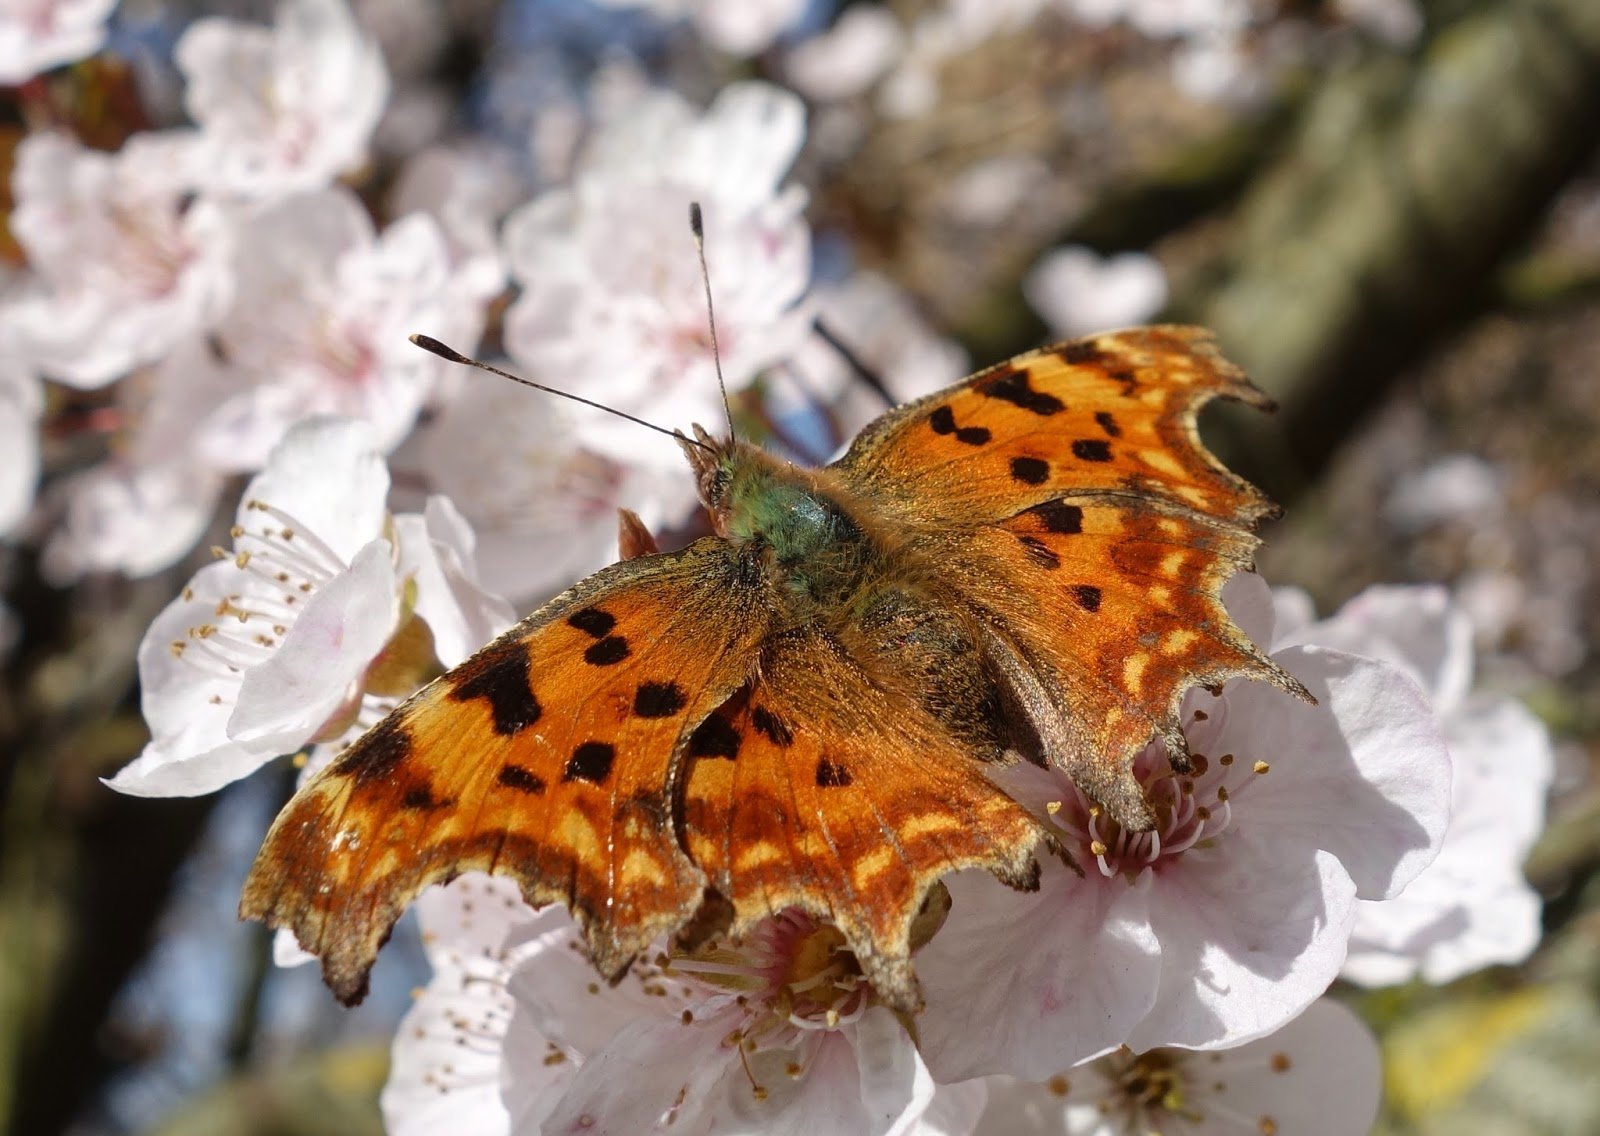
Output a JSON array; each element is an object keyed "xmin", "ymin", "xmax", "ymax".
[
  {"xmin": 974, "ymin": 999, "xmax": 1381, "ymax": 1136},
  {"xmin": 0, "ymin": 0, "xmax": 116, "ymax": 84},
  {"xmin": 4, "ymin": 131, "xmax": 236, "ymax": 389},
  {"xmin": 784, "ymin": 7, "xmax": 905, "ymax": 102},
  {"xmin": 410, "ymin": 369, "xmax": 694, "ymax": 604},
  {"xmin": 198, "ymin": 187, "xmax": 460, "ymax": 471},
  {"xmin": 501, "ymin": 81, "xmax": 812, "ymax": 460},
  {"xmin": 1383, "ymin": 453, "xmax": 1504, "ymax": 534},
  {"xmin": 781, "ymin": 271, "xmax": 969, "ymax": 446},
  {"xmin": 176, "ymin": 0, "xmax": 388, "ymax": 198},
  {"xmin": 0, "ymin": 353, "xmax": 42, "ymax": 536},
  {"xmin": 1274, "ymin": 584, "xmax": 1554, "ymax": 985},
  {"xmin": 590, "ymin": 0, "xmax": 808, "ymax": 55},
  {"xmin": 1066, "ymin": 0, "xmax": 1253, "ymax": 39},
  {"xmin": 106, "ymin": 418, "xmax": 510, "ymax": 797},
  {"xmin": 39, "ymin": 337, "xmax": 233, "ymax": 583},
  {"xmin": 391, "ymin": 143, "xmax": 522, "ymax": 342},
  {"xmin": 1024, "ymin": 247, "xmax": 1168, "ymax": 340},
  {"xmin": 1334, "ymin": 0, "xmax": 1422, "ymax": 45},
  {"xmin": 915, "ymin": 573, "xmax": 1452, "ymax": 1079}
]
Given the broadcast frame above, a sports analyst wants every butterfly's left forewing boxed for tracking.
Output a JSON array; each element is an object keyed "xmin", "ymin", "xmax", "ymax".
[{"xmin": 240, "ymin": 539, "xmax": 769, "ymax": 1004}]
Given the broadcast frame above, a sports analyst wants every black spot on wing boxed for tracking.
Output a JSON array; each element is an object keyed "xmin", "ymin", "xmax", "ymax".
[
  {"xmin": 449, "ymin": 640, "xmax": 542, "ymax": 736},
  {"xmin": 1058, "ymin": 342, "xmax": 1106, "ymax": 366},
  {"xmin": 564, "ymin": 742, "xmax": 616, "ymax": 785},
  {"xmin": 1017, "ymin": 536, "xmax": 1061, "ymax": 570},
  {"xmin": 1095, "ymin": 410, "xmax": 1122, "ymax": 437},
  {"xmin": 497, "ymin": 765, "xmax": 547, "ymax": 794},
  {"xmin": 1072, "ymin": 585, "xmax": 1103, "ymax": 612},
  {"xmin": 815, "ymin": 759, "xmax": 853, "ymax": 788},
  {"xmin": 1009, "ymin": 456, "xmax": 1050, "ymax": 486},
  {"xmin": 750, "ymin": 706, "xmax": 794, "ymax": 747},
  {"xmin": 634, "ymin": 681, "xmax": 688, "ymax": 719},
  {"xmin": 980, "ymin": 368, "xmax": 1065, "ymax": 416},
  {"xmin": 929, "ymin": 404, "xmax": 991, "ymax": 446},
  {"xmin": 687, "ymin": 714, "xmax": 741, "ymax": 760},
  {"xmin": 584, "ymin": 636, "xmax": 630, "ymax": 666},
  {"xmin": 402, "ymin": 783, "xmax": 454, "ymax": 811},
  {"xmin": 1030, "ymin": 501, "xmax": 1083, "ymax": 533},
  {"xmin": 332, "ymin": 717, "xmax": 412, "ymax": 786},
  {"xmin": 1072, "ymin": 439, "xmax": 1113, "ymax": 462},
  {"xmin": 568, "ymin": 607, "xmax": 616, "ymax": 638}
]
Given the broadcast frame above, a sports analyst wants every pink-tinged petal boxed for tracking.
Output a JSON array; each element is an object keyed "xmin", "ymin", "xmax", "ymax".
[
  {"xmin": 1269, "ymin": 584, "xmax": 1318, "ymax": 643},
  {"xmin": 1219, "ymin": 570, "xmax": 1277, "ymax": 653},
  {"xmin": 853, "ymin": 1006, "xmax": 936, "ymax": 1136},
  {"xmin": 1192, "ymin": 999, "xmax": 1381, "ymax": 1135},
  {"xmin": 1277, "ymin": 584, "xmax": 1475, "ymax": 712},
  {"xmin": 503, "ymin": 918, "xmax": 689, "ymax": 1059},
  {"xmin": 1127, "ymin": 841, "xmax": 1358, "ymax": 1051},
  {"xmin": 976, "ymin": 999, "xmax": 1380, "ymax": 1136},
  {"xmin": 1345, "ymin": 694, "xmax": 1551, "ymax": 986},
  {"xmin": 227, "ymin": 538, "xmax": 398, "ymax": 750},
  {"xmin": 1225, "ymin": 646, "xmax": 1452, "ymax": 901},
  {"xmin": 534, "ymin": 1010, "xmax": 737, "ymax": 1136},
  {"xmin": 915, "ymin": 1078, "xmax": 987, "ymax": 1136},
  {"xmin": 0, "ymin": 0, "xmax": 116, "ymax": 84},
  {"xmin": 916, "ymin": 865, "xmax": 1160, "ymax": 1081}
]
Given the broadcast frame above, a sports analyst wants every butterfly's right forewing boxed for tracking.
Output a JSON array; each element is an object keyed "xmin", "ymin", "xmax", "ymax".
[{"xmin": 240, "ymin": 538, "xmax": 769, "ymax": 1004}]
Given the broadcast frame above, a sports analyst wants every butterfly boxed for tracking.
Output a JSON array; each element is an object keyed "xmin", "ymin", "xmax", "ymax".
[{"xmin": 240, "ymin": 325, "xmax": 1302, "ymax": 1012}]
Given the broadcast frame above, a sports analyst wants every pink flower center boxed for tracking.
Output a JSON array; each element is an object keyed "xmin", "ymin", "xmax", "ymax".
[
  {"xmin": 661, "ymin": 910, "xmax": 872, "ymax": 1100},
  {"xmin": 1049, "ymin": 702, "xmax": 1271, "ymax": 879}
]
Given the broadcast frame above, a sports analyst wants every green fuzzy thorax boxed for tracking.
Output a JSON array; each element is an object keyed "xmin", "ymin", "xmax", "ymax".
[{"xmin": 719, "ymin": 451, "xmax": 870, "ymax": 599}]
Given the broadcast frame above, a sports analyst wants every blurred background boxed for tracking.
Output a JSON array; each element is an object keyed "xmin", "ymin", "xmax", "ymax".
[{"xmin": 1, "ymin": 0, "xmax": 1597, "ymax": 1132}]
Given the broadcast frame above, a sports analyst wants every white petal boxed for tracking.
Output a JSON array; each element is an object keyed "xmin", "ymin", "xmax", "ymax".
[
  {"xmin": 238, "ymin": 418, "xmax": 391, "ymax": 563},
  {"xmin": 1228, "ymin": 646, "xmax": 1453, "ymax": 901},
  {"xmin": 916, "ymin": 865, "xmax": 1160, "ymax": 1081},
  {"xmin": 227, "ymin": 539, "xmax": 399, "ymax": 751},
  {"xmin": 1127, "ymin": 842, "xmax": 1357, "ymax": 1051}
]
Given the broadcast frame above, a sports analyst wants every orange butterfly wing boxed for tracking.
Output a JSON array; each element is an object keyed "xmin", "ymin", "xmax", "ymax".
[
  {"xmin": 240, "ymin": 540, "xmax": 768, "ymax": 1004},
  {"xmin": 830, "ymin": 325, "xmax": 1302, "ymax": 828},
  {"xmin": 679, "ymin": 627, "xmax": 1048, "ymax": 1010}
]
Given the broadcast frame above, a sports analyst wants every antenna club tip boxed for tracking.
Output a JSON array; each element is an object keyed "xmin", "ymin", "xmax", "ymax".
[
  {"xmin": 689, "ymin": 201, "xmax": 704, "ymax": 238},
  {"xmin": 409, "ymin": 333, "xmax": 467, "ymax": 364}
]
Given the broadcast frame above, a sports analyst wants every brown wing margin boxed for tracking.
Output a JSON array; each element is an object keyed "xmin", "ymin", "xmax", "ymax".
[{"xmin": 239, "ymin": 538, "xmax": 769, "ymax": 1004}]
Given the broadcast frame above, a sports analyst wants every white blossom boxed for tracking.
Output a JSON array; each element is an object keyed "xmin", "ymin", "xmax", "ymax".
[
  {"xmin": 0, "ymin": 0, "xmax": 117, "ymax": 85},
  {"xmin": 1024, "ymin": 247, "xmax": 1169, "ymax": 341}
]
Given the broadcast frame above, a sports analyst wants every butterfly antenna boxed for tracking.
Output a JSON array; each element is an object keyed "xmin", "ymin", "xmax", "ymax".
[
  {"xmin": 688, "ymin": 202, "xmax": 738, "ymax": 441},
  {"xmin": 408, "ymin": 335, "xmax": 713, "ymax": 452}
]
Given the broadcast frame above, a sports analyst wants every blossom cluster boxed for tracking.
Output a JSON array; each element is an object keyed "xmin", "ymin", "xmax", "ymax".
[{"xmin": 3, "ymin": 3, "xmax": 1553, "ymax": 1135}]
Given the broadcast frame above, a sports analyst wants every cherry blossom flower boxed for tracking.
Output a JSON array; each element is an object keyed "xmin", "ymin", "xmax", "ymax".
[
  {"xmin": 175, "ymin": 0, "xmax": 388, "ymax": 198},
  {"xmin": 500, "ymin": 81, "xmax": 812, "ymax": 461},
  {"xmin": 390, "ymin": 878, "xmax": 972, "ymax": 1135},
  {"xmin": 973, "ymin": 998, "xmax": 1381, "ymax": 1136},
  {"xmin": 0, "ymin": 0, "xmax": 117, "ymax": 85},
  {"xmin": 198, "ymin": 186, "xmax": 459, "ymax": 471},
  {"xmin": 382, "ymin": 875, "xmax": 554, "ymax": 1136},
  {"xmin": 1024, "ymin": 247, "xmax": 1169, "ymax": 340},
  {"xmin": 106, "ymin": 418, "xmax": 511, "ymax": 797},
  {"xmin": 913, "ymin": 573, "xmax": 1452, "ymax": 1080},
  {"xmin": 3, "ymin": 131, "xmax": 236, "ymax": 388},
  {"xmin": 784, "ymin": 7, "xmax": 905, "ymax": 102},
  {"xmin": 1273, "ymin": 584, "xmax": 1553, "ymax": 986},
  {"xmin": 589, "ymin": 0, "xmax": 809, "ymax": 56}
]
